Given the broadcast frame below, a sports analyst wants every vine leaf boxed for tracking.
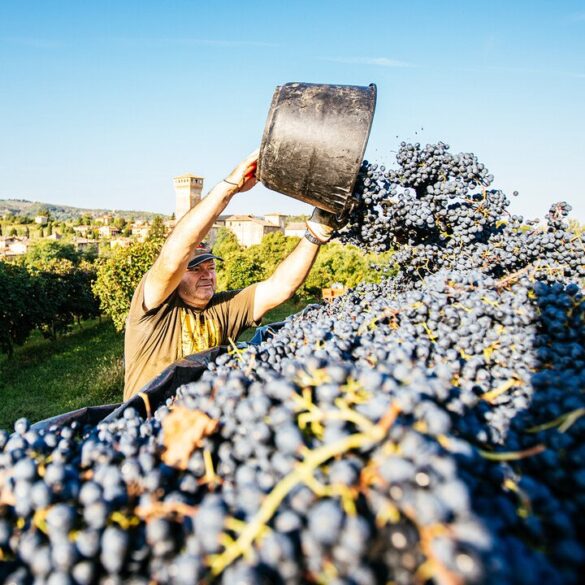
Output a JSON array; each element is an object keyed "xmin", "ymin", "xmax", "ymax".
[{"xmin": 161, "ymin": 407, "xmax": 218, "ymax": 469}]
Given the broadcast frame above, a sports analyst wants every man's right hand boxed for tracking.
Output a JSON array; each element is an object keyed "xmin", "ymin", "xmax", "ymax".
[{"xmin": 223, "ymin": 149, "xmax": 259, "ymax": 193}]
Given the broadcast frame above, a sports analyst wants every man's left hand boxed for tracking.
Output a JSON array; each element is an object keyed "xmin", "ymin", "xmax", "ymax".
[{"xmin": 306, "ymin": 207, "xmax": 346, "ymax": 244}]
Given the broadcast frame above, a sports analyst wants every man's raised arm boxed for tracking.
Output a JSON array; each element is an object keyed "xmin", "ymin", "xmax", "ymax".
[
  {"xmin": 143, "ymin": 150, "xmax": 258, "ymax": 311},
  {"xmin": 252, "ymin": 208, "xmax": 341, "ymax": 322}
]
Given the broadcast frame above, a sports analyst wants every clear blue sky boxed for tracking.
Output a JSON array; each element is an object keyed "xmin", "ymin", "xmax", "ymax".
[{"xmin": 1, "ymin": 0, "xmax": 584, "ymax": 221}]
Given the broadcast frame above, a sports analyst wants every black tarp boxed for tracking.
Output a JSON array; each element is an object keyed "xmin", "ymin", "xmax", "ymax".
[{"xmin": 30, "ymin": 321, "xmax": 286, "ymax": 432}]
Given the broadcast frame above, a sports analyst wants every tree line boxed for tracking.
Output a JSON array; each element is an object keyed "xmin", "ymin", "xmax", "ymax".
[
  {"xmin": 212, "ymin": 229, "xmax": 395, "ymax": 298},
  {"xmin": 0, "ymin": 241, "xmax": 100, "ymax": 356},
  {"xmin": 1, "ymin": 221, "xmax": 395, "ymax": 354},
  {"xmin": 92, "ymin": 226, "xmax": 395, "ymax": 332}
]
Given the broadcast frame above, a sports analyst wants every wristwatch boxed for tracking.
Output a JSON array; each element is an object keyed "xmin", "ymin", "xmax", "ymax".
[{"xmin": 304, "ymin": 230, "xmax": 325, "ymax": 246}]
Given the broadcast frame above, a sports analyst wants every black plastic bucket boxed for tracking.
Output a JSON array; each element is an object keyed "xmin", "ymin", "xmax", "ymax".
[{"xmin": 257, "ymin": 82, "xmax": 377, "ymax": 218}]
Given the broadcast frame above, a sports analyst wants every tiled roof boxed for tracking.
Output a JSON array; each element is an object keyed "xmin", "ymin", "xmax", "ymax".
[{"xmin": 225, "ymin": 215, "xmax": 281, "ymax": 228}]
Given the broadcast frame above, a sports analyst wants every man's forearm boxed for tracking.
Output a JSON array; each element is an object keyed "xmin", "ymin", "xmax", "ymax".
[
  {"xmin": 252, "ymin": 237, "xmax": 321, "ymax": 320},
  {"xmin": 269, "ymin": 237, "xmax": 320, "ymax": 298}
]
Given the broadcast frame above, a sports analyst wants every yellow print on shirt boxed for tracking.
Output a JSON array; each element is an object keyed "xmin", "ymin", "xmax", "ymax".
[{"xmin": 180, "ymin": 309, "xmax": 221, "ymax": 357}]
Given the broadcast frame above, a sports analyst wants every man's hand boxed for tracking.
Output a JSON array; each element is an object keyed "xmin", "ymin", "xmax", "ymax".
[
  {"xmin": 306, "ymin": 207, "xmax": 346, "ymax": 244},
  {"xmin": 223, "ymin": 149, "xmax": 259, "ymax": 193}
]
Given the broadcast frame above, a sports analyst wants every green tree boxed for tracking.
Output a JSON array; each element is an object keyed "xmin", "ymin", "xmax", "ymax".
[
  {"xmin": 79, "ymin": 244, "xmax": 98, "ymax": 263},
  {"xmin": 252, "ymin": 231, "xmax": 298, "ymax": 275},
  {"xmin": 213, "ymin": 228, "xmax": 241, "ymax": 258},
  {"xmin": 0, "ymin": 261, "xmax": 38, "ymax": 356},
  {"xmin": 286, "ymin": 214, "xmax": 310, "ymax": 223},
  {"xmin": 221, "ymin": 251, "xmax": 265, "ymax": 290},
  {"xmin": 26, "ymin": 240, "xmax": 81, "ymax": 265},
  {"xmin": 213, "ymin": 229, "xmax": 243, "ymax": 290},
  {"xmin": 215, "ymin": 231, "xmax": 302, "ymax": 292},
  {"xmin": 93, "ymin": 238, "xmax": 164, "ymax": 331},
  {"xmin": 296, "ymin": 242, "xmax": 393, "ymax": 300},
  {"xmin": 146, "ymin": 215, "xmax": 167, "ymax": 246},
  {"xmin": 113, "ymin": 217, "xmax": 127, "ymax": 230},
  {"xmin": 9, "ymin": 227, "xmax": 17, "ymax": 237},
  {"xmin": 29, "ymin": 259, "xmax": 100, "ymax": 339}
]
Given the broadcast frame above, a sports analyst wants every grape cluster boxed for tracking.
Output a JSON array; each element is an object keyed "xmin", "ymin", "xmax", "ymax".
[
  {"xmin": 1, "ymin": 143, "xmax": 584, "ymax": 584},
  {"xmin": 339, "ymin": 142, "xmax": 585, "ymax": 283}
]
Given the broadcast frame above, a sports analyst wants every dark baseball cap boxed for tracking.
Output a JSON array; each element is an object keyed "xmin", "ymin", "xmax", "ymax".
[{"xmin": 187, "ymin": 244, "xmax": 223, "ymax": 270}]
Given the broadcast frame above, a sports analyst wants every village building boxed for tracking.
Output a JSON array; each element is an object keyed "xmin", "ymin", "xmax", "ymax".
[
  {"xmin": 0, "ymin": 237, "xmax": 30, "ymax": 257},
  {"xmin": 223, "ymin": 215, "xmax": 283, "ymax": 247},
  {"xmin": 264, "ymin": 213, "xmax": 288, "ymax": 229},
  {"xmin": 98, "ymin": 214, "xmax": 113, "ymax": 226},
  {"xmin": 131, "ymin": 225, "xmax": 150, "ymax": 241},
  {"xmin": 284, "ymin": 221, "xmax": 306, "ymax": 238},
  {"xmin": 73, "ymin": 225, "xmax": 91, "ymax": 236},
  {"xmin": 34, "ymin": 215, "xmax": 48, "ymax": 225},
  {"xmin": 98, "ymin": 225, "xmax": 121, "ymax": 238},
  {"xmin": 73, "ymin": 238, "xmax": 99, "ymax": 253},
  {"xmin": 110, "ymin": 237, "xmax": 132, "ymax": 249},
  {"xmin": 205, "ymin": 223, "xmax": 222, "ymax": 247}
]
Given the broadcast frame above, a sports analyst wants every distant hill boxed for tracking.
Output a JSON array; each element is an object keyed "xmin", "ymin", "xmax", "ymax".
[{"xmin": 0, "ymin": 199, "xmax": 168, "ymax": 222}]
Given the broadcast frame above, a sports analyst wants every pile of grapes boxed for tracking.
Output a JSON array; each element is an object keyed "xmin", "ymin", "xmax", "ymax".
[{"xmin": 1, "ymin": 143, "xmax": 584, "ymax": 584}]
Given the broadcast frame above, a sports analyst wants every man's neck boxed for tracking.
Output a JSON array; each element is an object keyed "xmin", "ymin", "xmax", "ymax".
[{"xmin": 178, "ymin": 291, "xmax": 211, "ymax": 311}]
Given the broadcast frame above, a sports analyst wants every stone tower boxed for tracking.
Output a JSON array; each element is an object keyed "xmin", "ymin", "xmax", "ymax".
[{"xmin": 173, "ymin": 174, "xmax": 204, "ymax": 221}]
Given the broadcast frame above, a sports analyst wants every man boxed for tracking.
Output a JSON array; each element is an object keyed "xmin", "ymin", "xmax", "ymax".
[{"xmin": 123, "ymin": 150, "xmax": 338, "ymax": 400}]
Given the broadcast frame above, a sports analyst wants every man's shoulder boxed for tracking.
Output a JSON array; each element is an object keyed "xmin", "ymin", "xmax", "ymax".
[
  {"xmin": 206, "ymin": 284, "xmax": 257, "ymax": 310},
  {"xmin": 209, "ymin": 289, "xmax": 242, "ymax": 304},
  {"xmin": 127, "ymin": 272, "xmax": 181, "ymax": 325}
]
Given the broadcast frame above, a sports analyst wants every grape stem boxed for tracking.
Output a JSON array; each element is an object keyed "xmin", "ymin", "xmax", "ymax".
[
  {"xmin": 137, "ymin": 392, "xmax": 152, "ymax": 418},
  {"xmin": 209, "ymin": 403, "xmax": 401, "ymax": 575},
  {"xmin": 135, "ymin": 500, "xmax": 199, "ymax": 521},
  {"xmin": 478, "ymin": 444, "xmax": 545, "ymax": 461},
  {"xmin": 525, "ymin": 407, "xmax": 585, "ymax": 434},
  {"xmin": 480, "ymin": 378, "xmax": 521, "ymax": 403}
]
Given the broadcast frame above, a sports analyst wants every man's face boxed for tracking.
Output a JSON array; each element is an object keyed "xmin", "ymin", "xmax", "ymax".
[{"xmin": 178, "ymin": 259, "xmax": 217, "ymax": 308}]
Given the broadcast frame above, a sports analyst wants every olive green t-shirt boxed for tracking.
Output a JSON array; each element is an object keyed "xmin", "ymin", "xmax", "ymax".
[{"xmin": 123, "ymin": 274, "xmax": 258, "ymax": 400}]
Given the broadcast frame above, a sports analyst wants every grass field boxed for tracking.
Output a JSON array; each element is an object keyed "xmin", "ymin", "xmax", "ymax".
[
  {"xmin": 0, "ymin": 298, "xmax": 314, "ymax": 431},
  {"xmin": 0, "ymin": 319, "xmax": 124, "ymax": 431}
]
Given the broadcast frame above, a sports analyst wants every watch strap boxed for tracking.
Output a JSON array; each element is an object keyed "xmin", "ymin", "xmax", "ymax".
[{"xmin": 304, "ymin": 229, "xmax": 325, "ymax": 246}]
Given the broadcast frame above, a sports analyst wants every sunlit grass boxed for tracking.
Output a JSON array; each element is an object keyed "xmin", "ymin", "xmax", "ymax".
[
  {"xmin": 0, "ymin": 319, "xmax": 124, "ymax": 430},
  {"xmin": 0, "ymin": 298, "xmax": 315, "ymax": 430}
]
